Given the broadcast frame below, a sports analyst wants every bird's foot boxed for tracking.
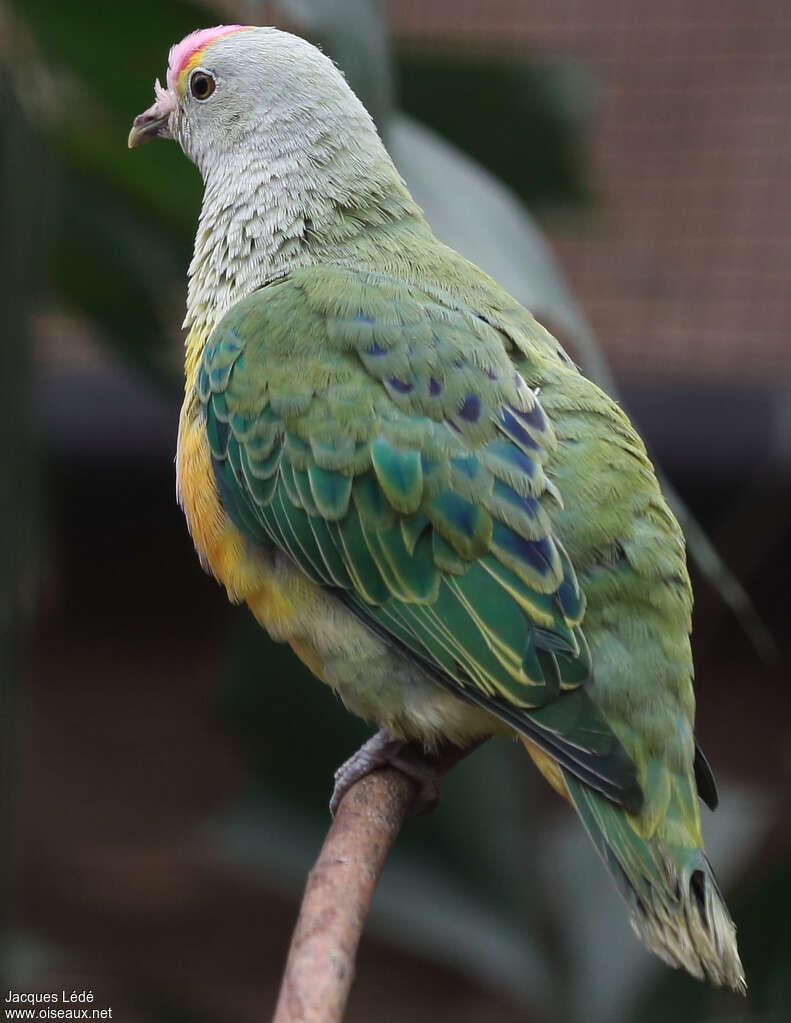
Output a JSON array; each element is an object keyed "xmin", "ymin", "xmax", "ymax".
[{"xmin": 330, "ymin": 727, "xmax": 482, "ymax": 817}]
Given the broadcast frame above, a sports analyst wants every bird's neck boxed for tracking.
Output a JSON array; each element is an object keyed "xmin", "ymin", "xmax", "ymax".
[{"xmin": 182, "ymin": 140, "xmax": 427, "ymax": 391}]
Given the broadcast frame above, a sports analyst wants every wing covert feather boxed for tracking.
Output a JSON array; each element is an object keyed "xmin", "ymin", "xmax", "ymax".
[{"xmin": 199, "ymin": 265, "xmax": 643, "ymax": 812}]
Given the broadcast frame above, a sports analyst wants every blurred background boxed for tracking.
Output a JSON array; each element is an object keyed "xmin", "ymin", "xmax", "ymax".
[{"xmin": 2, "ymin": 1, "xmax": 790, "ymax": 1020}]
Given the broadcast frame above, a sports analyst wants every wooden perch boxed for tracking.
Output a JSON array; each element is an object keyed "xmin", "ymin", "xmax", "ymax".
[
  {"xmin": 272, "ymin": 766, "xmax": 416, "ymax": 1023},
  {"xmin": 272, "ymin": 741, "xmax": 477, "ymax": 1022}
]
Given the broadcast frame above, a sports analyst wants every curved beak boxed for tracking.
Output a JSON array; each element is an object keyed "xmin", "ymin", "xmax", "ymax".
[{"xmin": 128, "ymin": 80, "xmax": 175, "ymax": 148}]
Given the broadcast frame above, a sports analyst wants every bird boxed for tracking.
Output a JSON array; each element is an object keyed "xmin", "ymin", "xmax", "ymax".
[{"xmin": 129, "ymin": 24, "xmax": 744, "ymax": 990}]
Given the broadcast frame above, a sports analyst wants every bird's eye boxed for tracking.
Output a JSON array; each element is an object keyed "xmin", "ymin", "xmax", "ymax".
[{"xmin": 189, "ymin": 71, "xmax": 216, "ymax": 101}]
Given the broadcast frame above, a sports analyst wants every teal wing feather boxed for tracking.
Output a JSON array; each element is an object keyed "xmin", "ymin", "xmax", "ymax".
[{"xmin": 200, "ymin": 265, "xmax": 643, "ymax": 813}]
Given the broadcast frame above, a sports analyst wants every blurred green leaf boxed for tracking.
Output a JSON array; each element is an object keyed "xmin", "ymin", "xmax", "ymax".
[
  {"xmin": 55, "ymin": 175, "xmax": 188, "ymax": 379},
  {"xmin": 9, "ymin": 0, "xmax": 205, "ymax": 226},
  {"xmin": 396, "ymin": 52, "xmax": 596, "ymax": 208},
  {"xmin": 5, "ymin": 0, "xmax": 203, "ymax": 382}
]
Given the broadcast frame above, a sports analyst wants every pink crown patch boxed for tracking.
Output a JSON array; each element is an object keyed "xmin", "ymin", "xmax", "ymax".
[{"xmin": 166, "ymin": 25, "xmax": 250, "ymax": 91}]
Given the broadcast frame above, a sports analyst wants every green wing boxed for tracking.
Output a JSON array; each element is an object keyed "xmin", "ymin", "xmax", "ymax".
[{"xmin": 199, "ymin": 264, "xmax": 643, "ymax": 813}]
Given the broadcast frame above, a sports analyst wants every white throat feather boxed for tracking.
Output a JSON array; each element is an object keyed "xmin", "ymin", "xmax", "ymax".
[{"xmin": 178, "ymin": 28, "xmax": 422, "ymax": 339}]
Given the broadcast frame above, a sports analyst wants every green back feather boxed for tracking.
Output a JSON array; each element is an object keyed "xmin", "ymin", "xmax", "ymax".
[
  {"xmin": 199, "ymin": 264, "xmax": 645, "ymax": 811},
  {"xmin": 195, "ymin": 256, "xmax": 745, "ymax": 988}
]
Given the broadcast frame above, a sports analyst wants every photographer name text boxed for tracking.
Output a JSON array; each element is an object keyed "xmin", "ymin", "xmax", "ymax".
[{"xmin": 4, "ymin": 992, "xmax": 112, "ymax": 1020}]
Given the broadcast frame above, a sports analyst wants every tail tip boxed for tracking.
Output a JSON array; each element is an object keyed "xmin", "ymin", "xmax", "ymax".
[{"xmin": 632, "ymin": 861, "xmax": 746, "ymax": 993}]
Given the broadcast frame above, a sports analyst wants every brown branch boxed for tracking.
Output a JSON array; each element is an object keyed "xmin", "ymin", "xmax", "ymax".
[
  {"xmin": 272, "ymin": 741, "xmax": 478, "ymax": 1022},
  {"xmin": 272, "ymin": 766, "xmax": 416, "ymax": 1023}
]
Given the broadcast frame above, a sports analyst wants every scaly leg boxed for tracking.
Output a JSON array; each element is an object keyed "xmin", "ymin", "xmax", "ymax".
[{"xmin": 330, "ymin": 727, "xmax": 483, "ymax": 816}]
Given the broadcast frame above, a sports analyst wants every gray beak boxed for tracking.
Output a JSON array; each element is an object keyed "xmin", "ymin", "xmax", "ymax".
[{"xmin": 128, "ymin": 82, "xmax": 175, "ymax": 148}]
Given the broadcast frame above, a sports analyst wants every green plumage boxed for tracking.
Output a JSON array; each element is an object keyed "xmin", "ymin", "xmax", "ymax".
[
  {"xmin": 132, "ymin": 22, "xmax": 743, "ymax": 992},
  {"xmin": 199, "ymin": 237, "xmax": 740, "ymax": 991}
]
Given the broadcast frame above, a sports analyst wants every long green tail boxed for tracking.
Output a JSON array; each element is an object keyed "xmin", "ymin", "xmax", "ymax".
[{"xmin": 564, "ymin": 774, "xmax": 746, "ymax": 992}]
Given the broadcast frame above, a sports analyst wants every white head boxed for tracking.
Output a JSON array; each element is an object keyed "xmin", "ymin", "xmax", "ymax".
[
  {"xmin": 129, "ymin": 25, "xmax": 391, "ymax": 193},
  {"xmin": 129, "ymin": 26, "xmax": 416, "ymax": 334}
]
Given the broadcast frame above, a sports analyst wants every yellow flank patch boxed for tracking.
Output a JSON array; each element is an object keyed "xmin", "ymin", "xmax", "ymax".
[
  {"xmin": 521, "ymin": 737, "xmax": 571, "ymax": 803},
  {"xmin": 176, "ymin": 380, "xmax": 330, "ymax": 679},
  {"xmin": 177, "ymin": 394, "xmax": 270, "ymax": 603}
]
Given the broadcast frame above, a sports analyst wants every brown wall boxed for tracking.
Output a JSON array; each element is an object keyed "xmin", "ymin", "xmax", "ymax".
[{"xmin": 388, "ymin": 0, "xmax": 791, "ymax": 382}]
